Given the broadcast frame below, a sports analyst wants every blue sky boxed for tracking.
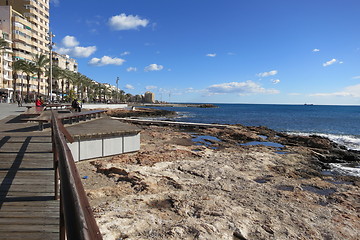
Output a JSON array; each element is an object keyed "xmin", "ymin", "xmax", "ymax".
[{"xmin": 50, "ymin": 0, "xmax": 360, "ymax": 105}]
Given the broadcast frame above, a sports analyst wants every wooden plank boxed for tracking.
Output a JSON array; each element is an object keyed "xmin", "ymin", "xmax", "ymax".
[
  {"xmin": 0, "ymin": 153, "xmax": 52, "ymax": 157},
  {"xmin": 0, "ymin": 224, "xmax": 59, "ymax": 232},
  {"xmin": 0, "ymin": 206, "xmax": 59, "ymax": 211},
  {"xmin": 0, "ymin": 204, "xmax": 58, "ymax": 208},
  {"xmin": 0, "ymin": 177, "xmax": 54, "ymax": 182},
  {"xmin": 0, "ymin": 186, "xmax": 54, "ymax": 192},
  {"xmin": 0, "ymin": 232, "xmax": 58, "ymax": 240},
  {"xmin": 1, "ymin": 200, "xmax": 59, "ymax": 206},
  {"xmin": 0, "ymin": 217, "xmax": 59, "ymax": 225},
  {"xmin": 0, "ymin": 211, "xmax": 59, "ymax": 217},
  {"xmin": 0, "ymin": 164, "xmax": 53, "ymax": 169},
  {"xmin": 0, "ymin": 172, "xmax": 54, "ymax": 177}
]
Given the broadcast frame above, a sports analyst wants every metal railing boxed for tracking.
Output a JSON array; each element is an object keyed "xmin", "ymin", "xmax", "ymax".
[{"xmin": 51, "ymin": 111, "xmax": 103, "ymax": 240}]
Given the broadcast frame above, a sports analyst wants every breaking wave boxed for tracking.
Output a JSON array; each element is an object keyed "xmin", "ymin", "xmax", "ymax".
[{"xmin": 286, "ymin": 132, "xmax": 360, "ymax": 151}]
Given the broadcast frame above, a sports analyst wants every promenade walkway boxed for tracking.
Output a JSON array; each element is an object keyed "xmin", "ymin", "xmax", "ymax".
[{"xmin": 0, "ymin": 104, "xmax": 59, "ymax": 239}]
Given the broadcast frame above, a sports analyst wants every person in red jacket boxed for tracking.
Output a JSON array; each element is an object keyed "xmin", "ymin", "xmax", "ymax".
[{"xmin": 35, "ymin": 97, "xmax": 43, "ymax": 107}]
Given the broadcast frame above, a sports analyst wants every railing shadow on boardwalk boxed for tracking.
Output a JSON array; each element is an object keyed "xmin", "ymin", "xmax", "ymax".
[
  {"xmin": 1, "ymin": 115, "xmax": 46, "ymax": 132},
  {"xmin": 0, "ymin": 132, "xmax": 59, "ymax": 239},
  {"xmin": 5, "ymin": 115, "xmax": 24, "ymax": 124},
  {"xmin": 0, "ymin": 136, "xmax": 54, "ymax": 208}
]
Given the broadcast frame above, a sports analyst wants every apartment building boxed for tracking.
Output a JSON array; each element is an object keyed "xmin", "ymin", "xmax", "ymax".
[
  {"xmin": 0, "ymin": 1, "xmax": 49, "ymax": 100},
  {"xmin": 0, "ymin": 29, "xmax": 12, "ymax": 102},
  {"xmin": 0, "ymin": 0, "xmax": 79, "ymax": 102},
  {"xmin": 52, "ymin": 52, "xmax": 78, "ymax": 72}
]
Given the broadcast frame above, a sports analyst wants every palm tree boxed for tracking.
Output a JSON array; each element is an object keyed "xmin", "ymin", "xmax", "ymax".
[
  {"xmin": 100, "ymin": 84, "xmax": 109, "ymax": 102},
  {"xmin": 47, "ymin": 65, "xmax": 66, "ymax": 101},
  {"xmin": 125, "ymin": 93, "xmax": 132, "ymax": 102},
  {"xmin": 61, "ymin": 69, "xmax": 73, "ymax": 101},
  {"xmin": 88, "ymin": 81, "xmax": 100, "ymax": 102},
  {"xmin": 77, "ymin": 73, "xmax": 89, "ymax": 100},
  {"xmin": 81, "ymin": 76, "xmax": 93, "ymax": 102},
  {"xmin": 94, "ymin": 83, "xmax": 102, "ymax": 102},
  {"xmin": 119, "ymin": 90, "xmax": 125, "ymax": 102},
  {"xmin": 33, "ymin": 54, "xmax": 49, "ymax": 97},
  {"xmin": 20, "ymin": 61, "xmax": 36, "ymax": 102},
  {"xmin": 64, "ymin": 70, "xmax": 74, "ymax": 100},
  {"xmin": 11, "ymin": 60, "xmax": 24, "ymax": 102}
]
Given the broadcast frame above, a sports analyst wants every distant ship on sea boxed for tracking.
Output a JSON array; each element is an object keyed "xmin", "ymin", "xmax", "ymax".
[{"xmin": 304, "ymin": 103, "xmax": 314, "ymax": 106}]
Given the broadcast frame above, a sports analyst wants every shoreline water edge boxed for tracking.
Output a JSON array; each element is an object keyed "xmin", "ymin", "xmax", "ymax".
[
  {"xmin": 78, "ymin": 105, "xmax": 360, "ymax": 239},
  {"xmin": 134, "ymin": 103, "xmax": 360, "ymax": 177}
]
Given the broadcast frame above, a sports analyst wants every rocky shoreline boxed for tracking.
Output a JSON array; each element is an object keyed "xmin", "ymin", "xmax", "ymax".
[
  {"xmin": 77, "ymin": 120, "xmax": 360, "ymax": 240},
  {"xmin": 106, "ymin": 107, "xmax": 177, "ymax": 118}
]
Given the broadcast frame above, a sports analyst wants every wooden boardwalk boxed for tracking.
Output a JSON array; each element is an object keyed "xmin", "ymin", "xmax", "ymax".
[{"xmin": 0, "ymin": 115, "xmax": 59, "ymax": 239}]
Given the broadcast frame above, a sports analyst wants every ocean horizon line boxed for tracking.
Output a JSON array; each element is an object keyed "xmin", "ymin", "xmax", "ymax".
[{"xmin": 167, "ymin": 102, "xmax": 360, "ymax": 107}]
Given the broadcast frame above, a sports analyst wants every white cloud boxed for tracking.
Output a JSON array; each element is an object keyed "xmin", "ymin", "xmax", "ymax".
[
  {"xmin": 88, "ymin": 56, "xmax": 125, "ymax": 66},
  {"xmin": 257, "ymin": 70, "xmax": 278, "ymax": 77},
  {"xmin": 56, "ymin": 46, "xmax": 97, "ymax": 58},
  {"xmin": 125, "ymin": 84, "xmax": 135, "ymax": 90},
  {"xmin": 126, "ymin": 67, "xmax": 137, "ymax": 72},
  {"xmin": 323, "ymin": 58, "xmax": 337, "ymax": 67},
  {"xmin": 121, "ymin": 51, "xmax": 130, "ymax": 56},
  {"xmin": 56, "ymin": 36, "xmax": 96, "ymax": 58},
  {"xmin": 62, "ymin": 36, "xmax": 79, "ymax": 48},
  {"xmin": 144, "ymin": 64, "xmax": 164, "ymax": 72},
  {"xmin": 352, "ymin": 76, "xmax": 360, "ymax": 79},
  {"xmin": 56, "ymin": 47, "xmax": 71, "ymax": 55},
  {"xmin": 109, "ymin": 13, "xmax": 149, "ymax": 30},
  {"xmin": 71, "ymin": 46, "xmax": 97, "ymax": 58},
  {"xmin": 310, "ymin": 84, "xmax": 360, "ymax": 98},
  {"xmin": 271, "ymin": 79, "xmax": 281, "ymax": 84},
  {"xmin": 145, "ymin": 85, "xmax": 157, "ymax": 90},
  {"xmin": 206, "ymin": 80, "xmax": 280, "ymax": 96},
  {"xmin": 186, "ymin": 87, "xmax": 203, "ymax": 93},
  {"xmin": 312, "ymin": 49, "xmax": 320, "ymax": 52},
  {"xmin": 206, "ymin": 53, "xmax": 216, "ymax": 57}
]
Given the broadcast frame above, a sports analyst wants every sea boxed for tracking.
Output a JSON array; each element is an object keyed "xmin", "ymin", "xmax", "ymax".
[{"xmin": 147, "ymin": 103, "xmax": 360, "ymax": 177}]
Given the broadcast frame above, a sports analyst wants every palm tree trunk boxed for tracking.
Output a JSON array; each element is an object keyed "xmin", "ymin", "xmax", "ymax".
[
  {"xmin": 12, "ymin": 77, "xmax": 17, "ymax": 102},
  {"xmin": 61, "ymin": 80, "xmax": 64, "ymax": 101},
  {"xmin": 26, "ymin": 76, "xmax": 30, "ymax": 102},
  {"xmin": 37, "ymin": 73, "xmax": 40, "ymax": 96}
]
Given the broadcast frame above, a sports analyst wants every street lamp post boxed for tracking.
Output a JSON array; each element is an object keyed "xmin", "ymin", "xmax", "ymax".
[
  {"xmin": 116, "ymin": 77, "xmax": 119, "ymax": 103},
  {"xmin": 48, "ymin": 32, "xmax": 55, "ymax": 102}
]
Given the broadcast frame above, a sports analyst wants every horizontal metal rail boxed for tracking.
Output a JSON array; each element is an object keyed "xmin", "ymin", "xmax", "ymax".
[{"xmin": 51, "ymin": 111, "xmax": 102, "ymax": 240}]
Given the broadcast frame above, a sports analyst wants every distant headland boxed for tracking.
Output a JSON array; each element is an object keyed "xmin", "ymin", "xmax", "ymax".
[{"xmin": 132, "ymin": 103, "xmax": 219, "ymax": 108}]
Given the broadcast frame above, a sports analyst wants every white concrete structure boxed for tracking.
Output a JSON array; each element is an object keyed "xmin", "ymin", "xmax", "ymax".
[
  {"xmin": 65, "ymin": 117, "xmax": 141, "ymax": 162},
  {"xmin": 68, "ymin": 133, "xmax": 140, "ymax": 162},
  {"xmin": 82, "ymin": 103, "xmax": 128, "ymax": 109}
]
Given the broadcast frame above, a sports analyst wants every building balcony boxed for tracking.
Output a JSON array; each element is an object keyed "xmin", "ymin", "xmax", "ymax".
[
  {"xmin": 4, "ymin": 48, "xmax": 13, "ymax": 53},
  {"xmin": 3, "ymin": 65, "xmax": 12, "ymax": 71},
  {"xmin": 13, "ymin": 42, "xmax": 32, "ymax": 53},
  {"xmin": 13, "ymin": 34, "xmax": 29, "ymax": 43},
  {"xmin": 4, "ymin": 75, "xmax": 13, "ymax": 81},
  {"xmin": 13, "ymin": 16, "xmax": 29, "ymax": 25},
  {"xmin": 28, "ymin": 8, "xmax": 39, "ymax": 15},
  {"xmin": 3, "ymin": 56, "xmax": 13, "ymax": 62}
]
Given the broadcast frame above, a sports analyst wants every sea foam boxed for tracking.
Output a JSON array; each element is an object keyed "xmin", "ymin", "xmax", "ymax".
[{"xmin": 287, "ymin": 132, "xmax": 360, "ymax": 151}]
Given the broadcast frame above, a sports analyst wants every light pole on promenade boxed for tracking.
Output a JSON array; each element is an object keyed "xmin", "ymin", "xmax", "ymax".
[
  {"xmin": 48, "ymin": 32, "xmax": 55, "ymax": 102},
  {"xmin": 116, "ymin": 77, "xmax": 119, "ymax": 103}
]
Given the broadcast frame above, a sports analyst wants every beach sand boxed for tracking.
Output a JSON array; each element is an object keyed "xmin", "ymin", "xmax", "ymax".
[{"xmin": 77, "ymin": 123, "xmax": 360, "ymax": 240}]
